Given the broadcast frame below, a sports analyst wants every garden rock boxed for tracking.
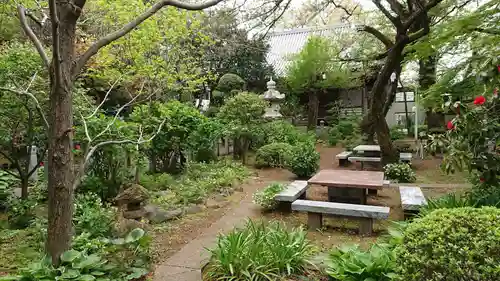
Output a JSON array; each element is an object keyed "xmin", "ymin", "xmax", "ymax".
[
  {"xmin": 123, "ymin": 209, "xmax": 147, "ymax": 220},
  {"xmin": 114, "ymin": 183, "xmax": 149, "ymax": 207},
  {"xmin": 145, "ymin": 204, "xmax": 182, "ymax": 223},
  {"xmin": 185, "ymin": 204, "xmax": 204, "ymax": 215},
  {"xmin": 114, "ymin": 216, "xmax": 149, "ymax": 236}
]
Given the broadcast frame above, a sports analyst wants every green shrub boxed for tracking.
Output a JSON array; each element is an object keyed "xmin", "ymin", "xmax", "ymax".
[
  {"xmin": 326, "ymin": 244, "xmax": 396, "ymax": 281},
  {"xmin": 340, "ymin": 134, "xmax": 363, "ymax": 151},
  {"xmin": 252, "ymin": 183, "xmax": 285, "ymax": 210},
  {"xmin": 216, "ymin": 73, "xmax": 246, "ymax": 94},
  {"xmin": 383, "ymin": 163, "xmax": 416, "ymax": 183},
  {"xmin": 255, "ymin": 143, "xmax": 293, "ymax": 168},
  {"xmin": 7, "ymin": 198, "xmax": 37, "ymax": 229},
  {"xmin": 336, "ymin": 120, "xmax": 357, "ymax": 137},
  {"xmin": 74, "ymin": 193, "xmax": 116, "ymax": 238},
  {"xmin": 205, "ymin": 220, "xmax": 315, "ymax": 280},
  {"xmin": 139, "ymin": 173, "xmax": 175, "ymax": 191},
  {"xmin": 0, "ymin": 170, "xmax": 17, "ymax": 210},
  {"xmin": 286, "ymin": 143, "xmax": 319, "ymax": 178},
  {"xmin": 327, "ymin": 126, "xmax": 341, "ymax": 146},
  {"xmin": 188, "ymin": 119, "xmax": 224, "ymax": 163},
  {"xmin": 390, "ymin": 126, "xmax": 406, "ymax": 140},
  {"xmin": 395, "ymin": 207, "xmax": 500, "ymax": 281}
]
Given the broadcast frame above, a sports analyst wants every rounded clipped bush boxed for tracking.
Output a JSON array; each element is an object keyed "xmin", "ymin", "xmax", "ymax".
[
  {"xmin": 255, "ymin": 142, "xmax": 293, "ymax": 168},
  {"xmin": 395, "ymin": 207, "xmax": 500, "ymax": 281},
  {"xmin": 252, "ymin": 183, "xmax": 285, "ymax": 210},
  {"xmin": 383, "ymin": 163, "xmax": 416, "ymax": 183},
  {"xmin": 216, "ymin": 73, "xmax": 246, "ymax": 93},
  {"xmin": 287, "ymin": 143, "xmax": 320, "ymax": 178}
]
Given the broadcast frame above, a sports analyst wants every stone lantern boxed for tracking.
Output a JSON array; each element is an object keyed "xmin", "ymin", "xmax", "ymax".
[{"xmin": 262, "ymin": 78, "xmax": 285, "ymax": 119}]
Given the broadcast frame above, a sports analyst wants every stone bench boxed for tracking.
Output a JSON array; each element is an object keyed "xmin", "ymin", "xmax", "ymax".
[
  {"xmin": 275, "ymin": 180, "xmax": 308, "ymax": 210},
  {"xmin": 348, "ymin": 156, "xmax": 381, "ymax": 170},
  {"xmin": 400, "ymin": 152, "xmax": 413, "ymax": 163},
  {"xmin": 399, "ymin": 186, "xmax": 427, "ymax": 218},
  {"xmin": 292, "ymin": 200, "xmax": 390, "ymax": 236},
  {"xmin": 335, "ymin": 151, "xmax": 352, "ymax": 166}
]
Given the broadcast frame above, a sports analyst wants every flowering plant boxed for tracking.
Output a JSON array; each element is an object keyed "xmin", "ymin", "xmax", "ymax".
[
  {"xmin": 440, "ymin": 87, "xmax": 499, "ymax": 185},
  {"xmin": 383, "ymin": 163, "xmax": 416, "ymax": 183}
]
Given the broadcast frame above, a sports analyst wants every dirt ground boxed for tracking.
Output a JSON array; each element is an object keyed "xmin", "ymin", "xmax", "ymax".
[{"xmin": 152, "ymin": 144, "xmax": 470, "ymax": 263}]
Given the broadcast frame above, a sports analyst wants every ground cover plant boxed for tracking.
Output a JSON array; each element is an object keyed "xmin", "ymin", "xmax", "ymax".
[
  {"xmin": 253, "ymin": 183, "xmax": 285, "ymax": 210},
  {"xmin": 204, "ymin": 220, "xmax": 316, "ymax": 281}
]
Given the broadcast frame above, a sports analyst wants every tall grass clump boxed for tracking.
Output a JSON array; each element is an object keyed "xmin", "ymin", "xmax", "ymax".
[{"xmin": 204, "ymin": 220, "xmax": 316, "ymax": 280}]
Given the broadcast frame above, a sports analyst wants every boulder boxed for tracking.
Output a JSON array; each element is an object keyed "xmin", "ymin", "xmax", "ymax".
[
  {"xmin": 184, "ymin": 204, "xmax": 204, "ymax": 215},
  {"xmin": 145, "ymin": 204, "xmax": 182, "ymax": 224},
  {"xmin": 114, "ymin": 183, "xmax": 149, "ymax": 206},
  {"xmin": 114, "ymin": 217, "xmax": 149, "ymax": 237},
  {"xmin": 123, "ymin": 208, "xmax": 147, "ymax": 220}
]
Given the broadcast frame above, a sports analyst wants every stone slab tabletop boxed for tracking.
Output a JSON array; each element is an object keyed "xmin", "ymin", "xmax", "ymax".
[
  {"xmin": 353, "ymin": 145, "xmax": 381, "ymax": 152},
  {"xmin": 399, "ymin": 186, "xmax": 427, "ymax": 211},
  {"xmin": 308, "ymin": 169, "xmax": 385, "ymax": 190}
]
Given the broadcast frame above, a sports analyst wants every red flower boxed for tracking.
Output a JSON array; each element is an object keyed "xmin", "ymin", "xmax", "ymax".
[
  {"xmin": 480, "ymin": 178, "xmax": 485, "ymax": 183},
  {"xmin": 75, "ymin": 144, "xmax": 81, "ymax": 150},
  {"xmin": 39, "ymin": 162, "xmax": 44, "ymax": 167},
  {"xmin": 447, "ymin": 121, "xmax": 455, "ymax": 130},
  {"xmin": 473, "ymin": 96, "xmax": 486, "ymax": 105},
  {"xmin": 494, "ymin": 88, "xmax": 498, "ymax": 98},
  {"xmin": 497, "ymin": 65, "xmax": 500, "ymax": 73}
]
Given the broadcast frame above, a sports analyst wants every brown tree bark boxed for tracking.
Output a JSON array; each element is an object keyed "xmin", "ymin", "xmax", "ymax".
[
  {"xmin": 368, "ymin": 40, "xmax": 406, "ymax": 164},
  {"xmin": 46, "ymin": 1, "xmax": 77, "ymax": 264},
  {"xmin": 307, "ymin": 91, "xmax": 319, "ymax": 131}
]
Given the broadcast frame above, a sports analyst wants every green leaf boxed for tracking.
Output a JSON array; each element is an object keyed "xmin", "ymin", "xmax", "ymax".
[
  {"xmin": 78, "ymin": 275, "xmax": 96, "ymax": 281},
  {"xmin": 125, "ymin": 228, "xmax": 145, "ymax": 243},
  {"xmin": 61, "ymin": 250, "xmax": 81, "ymax": 263},
  {"xmin": 61, "ymin": 269, "xmax": 80, "ymax": 279}
]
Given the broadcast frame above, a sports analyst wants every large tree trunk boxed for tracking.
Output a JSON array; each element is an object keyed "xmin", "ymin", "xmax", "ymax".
[
  {"xmin": 307, "ymin": 91, "xmax": 319, "ymax": 131},
  {"xmin": 47, "ymin": 4, "xmax": 77, "ymax": 264},
  {"xmin": 419, "ymin": 55, "xmax": 440, "ymax": 131},
  {"xmin": 362, "ymin": 66, "xmax": 402, "ymax": 145},
  {"xmin": 368, "ymin": 41, "xmax": 406, "ymax": 164}
]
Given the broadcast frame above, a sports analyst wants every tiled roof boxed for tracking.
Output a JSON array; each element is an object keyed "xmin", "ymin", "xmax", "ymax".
[{"xmin": 265, "ymin": 24, "xmax": 357, "ymax": 76}]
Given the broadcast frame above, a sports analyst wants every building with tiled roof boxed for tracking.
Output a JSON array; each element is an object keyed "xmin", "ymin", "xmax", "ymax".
[
  {"xmin": 264, "ymin": 25, "xmax": 423, "ymax": 128},
  {"xmin": 265, "ymin": 24, "xmax": 355, "ymax": 76}
]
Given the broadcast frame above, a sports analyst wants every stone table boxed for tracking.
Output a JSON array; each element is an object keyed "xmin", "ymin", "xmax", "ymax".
[
  {"xmin": 353, "ymin": 144, "xmax": 381, "ymax": 157},
  {"xmin": 308, "ymin": 170, "xmax": 385, "ymax": 204}
]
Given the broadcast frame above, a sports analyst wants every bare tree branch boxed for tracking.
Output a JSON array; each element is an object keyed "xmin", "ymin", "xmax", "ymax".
[
  {"xmin": 17, "ymin": 5, "xmax": 50, "ymax": 69},
  {"xmin": 358, "ymin": 25, "xmax": 394, "ymax": 48},
  {"xmin": 0, "ymin": 87, "xmax": 50, "ymax": 130},
  {"xmin": 87, "ymin": 75, "xmax": 124, "ymax": 119},
  {"xmin": 385, "ymin": 0, "xmax": 407, "ymax": 17},
  {"xmin": 372, "ymin": 0, "xmax": 402, "ymax": 28},
  {"xmin": 91, "ymin": 81, "xmax": 147, "ymax": 141},
  {"xmin": 402, "ymin": 0, "xmax": 441, "ymax": 30},
  {"xmin": 72, "ymin": 0, "xmax": 224, "ymax": 78}
]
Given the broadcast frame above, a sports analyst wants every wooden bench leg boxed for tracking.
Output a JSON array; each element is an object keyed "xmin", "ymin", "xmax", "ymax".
[
  {"xmin": 307, "ymin": 212, "xmax": 322, "ymax": 230},
  {"xmin": 359, "ymin": 218, "xmax": 373, "ymax": 236}
]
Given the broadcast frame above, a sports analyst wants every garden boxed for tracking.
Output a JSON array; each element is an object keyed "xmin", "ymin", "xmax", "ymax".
[{"xmin": 0, "ymin": 0, "xmax": 499, "ymax": 281}]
